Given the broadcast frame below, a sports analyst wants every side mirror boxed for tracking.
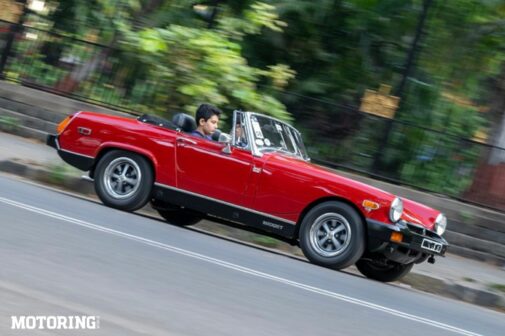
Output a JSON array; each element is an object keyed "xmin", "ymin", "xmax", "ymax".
[
  {"xmin": 212, "ymin": 130, "xmax": 232, "ymax": 153},
  {"xmin": 220, "ymin": 133, "xmax": 232, "ymax": 154},
  {"xmin": 218, "ymin": 133, "xmax": 231, "ymax": 144}
]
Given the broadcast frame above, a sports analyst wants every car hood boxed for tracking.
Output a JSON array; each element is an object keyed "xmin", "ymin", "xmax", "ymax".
[
  {"xmin": 401, "ymin": 198, "xmax": 437, "ymax": 231},
  {"xmin": 269, "ymin": 153, "xmax": 440, "ymax": 229}
]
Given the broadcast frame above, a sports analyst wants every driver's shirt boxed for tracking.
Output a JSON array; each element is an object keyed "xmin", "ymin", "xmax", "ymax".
[{"xmin": 190, "ymin": 130, "xmax": 212, "ymax": 140}]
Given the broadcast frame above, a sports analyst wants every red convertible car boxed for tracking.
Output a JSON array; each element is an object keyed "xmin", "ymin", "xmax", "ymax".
[{"xmin": 47, "ymin": 110, "xmax": 448, "ymax": 282}]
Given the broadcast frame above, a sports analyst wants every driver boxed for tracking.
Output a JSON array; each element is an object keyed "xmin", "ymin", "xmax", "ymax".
[
  {"xmin": 191, "ymin": 103, "xmax": 222, "ymax": 140},
  {"xmin": 235, "ymin": 122, "xmax": 248, "ymax": 148}
]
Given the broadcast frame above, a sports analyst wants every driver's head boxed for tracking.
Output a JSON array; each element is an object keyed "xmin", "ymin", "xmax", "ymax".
[
  {"xmin": 235, "ymin": 122, "xmax": 243, "ymax": 138},
  {"xmin": 195, "ymin": 103, "xmax": 221, "ymax": 135}
]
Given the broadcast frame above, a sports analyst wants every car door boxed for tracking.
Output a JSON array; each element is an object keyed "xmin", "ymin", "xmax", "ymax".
[{"xmin": 175, "ymin": 134, "xmax": 254, "ymax": 207}]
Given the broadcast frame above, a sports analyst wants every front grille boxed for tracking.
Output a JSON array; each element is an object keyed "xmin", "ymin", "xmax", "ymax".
[
  {"xmin": 406, "ymin": 222, "xmax": 440, "ymax": 239},
  {"xmin": 407, "ymin": 223, "xmax": 425, "ymax": 235}
]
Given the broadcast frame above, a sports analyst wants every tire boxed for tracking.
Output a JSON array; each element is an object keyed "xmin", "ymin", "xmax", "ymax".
[
  {"xmin": 157, "ymin": 209, "xmax": 202, "ymax": 226},
  {"xmin": 356, "ymin": 259, "xmax": 414, "ymax": 282},
  {"xmin": 94, "ymin": 150, "xmax": 153, "ymax": 211},
  {"xmin": 299, "ymin": 201, "xmax": 365, "ymax": 270}
]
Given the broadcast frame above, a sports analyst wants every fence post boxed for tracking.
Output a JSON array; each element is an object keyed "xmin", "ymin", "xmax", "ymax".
[{"xmin": 0, "ymin": 0, "xmax": 28, "ymax": 79}]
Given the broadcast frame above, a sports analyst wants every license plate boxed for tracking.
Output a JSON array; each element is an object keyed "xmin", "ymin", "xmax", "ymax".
[{"xmin": 421, "ymin": 238, "xmax": 443, "ymax": 253}]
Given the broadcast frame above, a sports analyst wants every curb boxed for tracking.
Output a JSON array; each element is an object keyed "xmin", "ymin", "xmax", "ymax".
[
  {"xmin": 0, "ymin": 160, "xmax": 94, "ymax": 194},
  {"xmin": 401, "ymin": 272, "xmax": 505, "ymax": 311},
  {"xmin": 1, "ymin": 159, "xmax": 504, "ymax": 311}
]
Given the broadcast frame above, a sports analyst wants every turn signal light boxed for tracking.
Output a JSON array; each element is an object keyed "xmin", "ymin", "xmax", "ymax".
[
  {"xmin": 56, "ymin": 116, "xmax": 72, "ymax": 134},
  {"xmin": 390, "ymin": 232, "xmax": 403, "ymax": 243},
  {"xmin": 362, "ymin": 200, "xmax": 380, "ymax": 210}
]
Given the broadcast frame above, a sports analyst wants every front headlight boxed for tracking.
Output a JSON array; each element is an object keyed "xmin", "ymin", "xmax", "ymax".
[
  {"xmin": 434, "ymin": 213, "xmax": 447, "ymax": 236},
  {"xmin": 389, "ymin": 197, "xmax": 403, "ymax": 223}
]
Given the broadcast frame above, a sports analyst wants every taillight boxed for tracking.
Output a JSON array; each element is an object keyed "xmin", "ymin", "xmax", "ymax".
[{"xmin": 56, "ymin": 115, "xmax": 72, "ymax": 134}]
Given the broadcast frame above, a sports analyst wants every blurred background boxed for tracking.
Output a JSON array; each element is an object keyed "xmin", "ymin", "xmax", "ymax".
[{"xmin": 1, "ymin": 0, "xmax": 504, "ymax": 212}]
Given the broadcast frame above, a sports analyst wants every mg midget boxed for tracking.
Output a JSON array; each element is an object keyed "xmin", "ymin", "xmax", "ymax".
[{"xmin": 47, "ymin": 110, "xmax": 448, "ymax": 282}]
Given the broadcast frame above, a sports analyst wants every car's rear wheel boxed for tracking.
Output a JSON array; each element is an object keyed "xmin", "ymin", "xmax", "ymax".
[
  {"xmin": 299, "ymin": 201, "xmax": 365, "ymax": 270},
  {"xmin": 94, "ymin": 150, "xmax": 153, "ymax": 211},
  {"xmin": 356, "ymin": 259, "xmax": 414, "ymax": 282},
  {"xmin": 156, "ymin": 208, "xmax": 202, "ymax": 226}
]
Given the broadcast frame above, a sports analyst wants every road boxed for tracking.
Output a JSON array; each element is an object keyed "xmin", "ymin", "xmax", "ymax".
[{"xmin": 0, "ymin": 174, "xmax": 503, "ymax": 336}]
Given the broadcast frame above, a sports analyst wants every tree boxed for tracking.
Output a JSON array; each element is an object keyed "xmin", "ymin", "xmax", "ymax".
[
  {"xmin": 235, "ymin": 0, "xmax": 505, "ymax": 195},
  {"xmin": 47, "ymin": 0, "xmax": 294, "ymax": 120},
  {"xmin": 118, "ymin": 2, "xmax": 293, "ymax": 119}
]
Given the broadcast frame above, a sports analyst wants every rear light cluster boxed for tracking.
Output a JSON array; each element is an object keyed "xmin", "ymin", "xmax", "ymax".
[{"xmin": 56, "ymin": 114, "xmax": 74, "ymax": 134}]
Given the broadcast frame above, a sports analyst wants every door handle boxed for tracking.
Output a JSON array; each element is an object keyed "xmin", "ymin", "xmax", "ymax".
[
  {"xmin": 176, "ymin": 137, "xmax": 197, "ymax": 146},
  {"xmin": 252, "ymin": 166, "xmax": 262, "ymax": 173}
]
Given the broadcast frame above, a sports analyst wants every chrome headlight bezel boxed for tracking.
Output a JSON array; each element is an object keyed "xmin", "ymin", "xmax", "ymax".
[
  {"xmin": 389, "ymin": 197, "xmax": 403, "ymax": 223},
  {"xmin": 434, "ymin": 213, "xmax": 447, "ymax": 236}
]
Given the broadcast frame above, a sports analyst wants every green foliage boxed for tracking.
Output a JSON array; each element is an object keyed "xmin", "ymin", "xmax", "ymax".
[
  {"xmin": 0, "ymin": 116, "xmax": 20, "ymax": 132},
  {"xmin": 218, "ymin": 2, "xmax": 287, "ymax": 39},
  {"xmin": 240, "ymin": 0, "xmax": 503, "ymax": 196},
  {"xmin": 378, "ymin": 78, "xmax": 486, "ymax": 195},
  {"xmin": 6, "ymin": 0, "xmax": 505, "ymax": 199},
  {"xmin": 488, "ymin": 283, "xmax": 505, "ymax": 294},
  {"xmin": 47, "ymin": 163, "xmax": 69, "ymax": 185},
  {"xmin": 117, "ymin": 2, "xmax": 295, "ymax": 120},
  {"xmin": 251, "ymin": 235, "xmax": 281, "ymax": 248}
]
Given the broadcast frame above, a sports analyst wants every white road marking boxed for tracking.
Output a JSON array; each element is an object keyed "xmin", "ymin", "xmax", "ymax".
[{"xmin": 0, "ymin": 196, "xmax": 483, "ymax": 336}]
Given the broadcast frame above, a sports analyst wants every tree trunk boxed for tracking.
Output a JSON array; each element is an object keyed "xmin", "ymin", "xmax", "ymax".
[
  {"xmin": 487, "ymin": 63, "xmax": 505, "ymax": 163},
  {"xmin": 54, "ymin": 48, "xmax": 110, "ymax": 93},
  {"xmin": 464, "ymin": 62, "xmax": 505, "ymax": 211}
]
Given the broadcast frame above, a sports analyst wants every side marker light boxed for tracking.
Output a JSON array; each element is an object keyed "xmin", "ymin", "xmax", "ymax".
[{"xmin": 362, "ymin": 200, "xmax": 380, "ymax": 211}]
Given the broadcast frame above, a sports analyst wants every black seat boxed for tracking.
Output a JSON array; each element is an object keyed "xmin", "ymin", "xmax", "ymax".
[
  {"xmin": 138, "ymin": 114, "xmax": 177, "ymax": 130},
  {"xmin": 172, "ymin": 113, "xmax": 197, "ymax": 133}
]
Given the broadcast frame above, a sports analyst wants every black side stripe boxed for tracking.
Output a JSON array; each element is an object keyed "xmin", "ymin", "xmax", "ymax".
[{"xmin": 153, "ymin": 183, "xmax": 297, "ymax": 239}]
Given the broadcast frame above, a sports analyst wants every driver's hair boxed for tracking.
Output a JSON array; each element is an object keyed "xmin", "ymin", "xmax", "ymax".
[{"xmin": 195, "ymin": 104, "xmax": 222, "ymax": 124}]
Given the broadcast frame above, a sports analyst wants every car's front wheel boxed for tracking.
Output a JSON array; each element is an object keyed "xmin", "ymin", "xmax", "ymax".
[
  {"xmin": 94, "ymin": 150, "xmax": 153, "ymax": 211},
  {"xmin": 299, "ymin": 201, "xmax": 365, "ymax": 270},
  {"xmin": 356, "ymin": 259, "xmax": 414, "ymax": 282}
]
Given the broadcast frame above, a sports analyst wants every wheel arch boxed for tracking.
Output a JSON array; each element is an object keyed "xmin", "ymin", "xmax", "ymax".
[
  {"xmin": 294, "ymin": 196, "xmax": 368, "ymax": 241},
  {"xmin": 90, "ymin": 146, "xmax": 156, "ymax": 181}
]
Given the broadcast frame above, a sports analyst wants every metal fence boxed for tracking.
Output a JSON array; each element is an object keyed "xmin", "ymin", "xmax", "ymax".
[
  {"xmin": 0, "ymin": 17, "xmax": 160, "ymax": 114},
  {"xmin": 1, "ymin": 16, "xmax": 504, "ymax": 212}
]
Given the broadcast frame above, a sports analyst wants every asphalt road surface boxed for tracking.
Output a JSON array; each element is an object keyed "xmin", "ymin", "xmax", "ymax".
[{"xmin": 0, "ymin": 174, "xmax": 503, "ymax": 336}]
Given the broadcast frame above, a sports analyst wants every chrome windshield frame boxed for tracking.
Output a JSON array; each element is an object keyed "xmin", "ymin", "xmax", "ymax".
[
  {"xmin": 238, "ymin": 111, "xmax": 309, "ymax": 161},
  {"xmin": 231, "ymin": 110, "xmax": 253, "ymax": 152}
]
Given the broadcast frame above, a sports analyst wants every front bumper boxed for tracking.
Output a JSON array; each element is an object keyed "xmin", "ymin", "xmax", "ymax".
[{"xmin": 366, "ymin": 218, "xmax": 448, "ymax": 263}]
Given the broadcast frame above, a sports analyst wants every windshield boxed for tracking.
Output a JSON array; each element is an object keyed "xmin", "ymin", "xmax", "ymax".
[{"xmin": 249, "ymin": 114, "xmax": 309, "ymax": 160}]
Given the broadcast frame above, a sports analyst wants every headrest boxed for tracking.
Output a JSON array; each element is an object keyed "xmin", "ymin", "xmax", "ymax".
[{"xmin": 172, "ymin": 113, "xmax": 196, "ymax": 133}]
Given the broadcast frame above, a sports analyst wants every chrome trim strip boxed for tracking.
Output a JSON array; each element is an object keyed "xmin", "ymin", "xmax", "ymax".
[
  {"xmin": 60, "ymin": 148, "xmax": 95, "ymax": 159},
  {"xmin": 55, "ymin": 137, "xmax": 60, "ymax": 150},
  {"xmin": 154, "ymin": 182, "xmax": 296, "ymax": 225}
]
